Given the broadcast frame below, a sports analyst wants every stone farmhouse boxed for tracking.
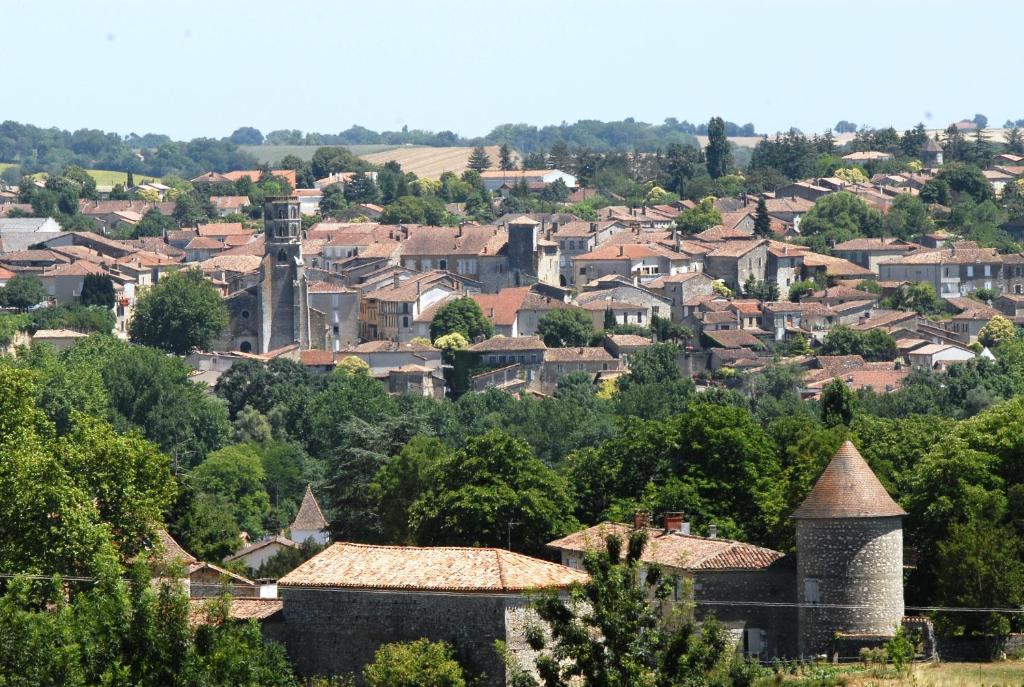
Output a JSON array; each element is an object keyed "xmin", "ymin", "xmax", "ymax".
[{"xmin": 266, "ymin": 543, "xmax": 587, "ymax": 686}]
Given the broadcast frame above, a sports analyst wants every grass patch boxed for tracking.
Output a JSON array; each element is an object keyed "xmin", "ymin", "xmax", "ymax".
[
  {"xmin": 767, "ymin": 661, "xmax": 1024, "ymax": 687},
  {"xmin": 26, "ymin": 169, "xmax": 160, "ymax": 186}
]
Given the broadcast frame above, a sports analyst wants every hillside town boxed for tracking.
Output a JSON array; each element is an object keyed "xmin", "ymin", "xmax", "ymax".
[{"xmin": 3, "ymin": 3, "xmax": 1024, "ymax": 685}]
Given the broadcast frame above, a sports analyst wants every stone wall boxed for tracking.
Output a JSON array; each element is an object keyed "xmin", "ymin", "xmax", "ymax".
[
  {"xmin": 796, "ymin": 517, "xmax": 904, "ymax": 656},
  {"xmin": 264, "ymin": 587, "xmax": 520, "ymax": 686},
  {"xmin": 693, "ymin": 563, "xmax": 799, "ymax": 658}
]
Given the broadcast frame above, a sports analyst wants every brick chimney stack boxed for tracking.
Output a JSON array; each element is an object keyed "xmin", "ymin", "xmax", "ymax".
[{"xmin": 663, "ymin": 512, "xmax": 684, "ymax": 533}]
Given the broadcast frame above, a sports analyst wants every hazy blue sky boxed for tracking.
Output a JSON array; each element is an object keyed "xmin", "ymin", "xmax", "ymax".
[{"xmin": 6, "ymin": 1, "xmax": 1022, "ymax": 140}]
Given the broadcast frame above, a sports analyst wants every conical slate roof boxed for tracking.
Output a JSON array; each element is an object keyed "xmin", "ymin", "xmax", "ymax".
[
  {"xmin": 792, "ymin": 441, "xmax": 906, "ymax": 519},
  {"xmin": 921, "ymin": 138, "xmax": 943, "ymax": 152},
  {"xmin": 290, "ymin": 484, "xmax": 328, "ymax": 531}
]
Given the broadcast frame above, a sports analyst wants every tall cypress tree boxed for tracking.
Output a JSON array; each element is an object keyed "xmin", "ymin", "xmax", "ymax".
[
  {"xmin": 467, "ymin": 146, "xmax": 492, "ymax": 172},
  {"xmin": 753, "ymin": 195, "xmax": 772, "ymax": 237},
  {"xmin": 498, "ymin": 144, "xmax": 516, "ymax": 171},
  {"xmin": 705, "ymin": 116, "xmax": 731, "ymax": 179}
]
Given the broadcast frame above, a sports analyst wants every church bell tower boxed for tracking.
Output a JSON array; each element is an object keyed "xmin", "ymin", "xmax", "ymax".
[{"xmin": 259, "ymin": 196, "xmax": 310, "ymax": 352}]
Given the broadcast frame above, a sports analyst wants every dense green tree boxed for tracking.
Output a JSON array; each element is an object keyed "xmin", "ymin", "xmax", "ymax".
[
  {"xmin": 131, "ymin": 207, "xmax": 178, "ymax": 238},
  {"xmin": 227, "ymin": 126, "xmax": 264, "ymax": 145},
  {"xmin": 615, "ymin": 343, "xmax": 694, "ymax": 420},
  {"xmin": 379, "ymin": 195, "xmax": 447, "ymax": 225},
  {"xmin": 410, "ymin": 430, "xmax": 577, "ymax": 554},
  {"xmin": 705, "ymin": 116, "xmax": 731, "ymax": 179},
  {"xmin": 467, "ymin": 145, "xmax": 492, "ymax": 172},
  {"xmin": 819, "ymin": 378, "xmax": 856, "ymax": 427},
  {"xmin": 799, "ymin": 191, "xmax": 883, "ymax": 244},
  {"xmin": 172, "ymin": 192, "xmax": 208, "ymax": 227},
  {"xmin": 61, "ymin": 335, "xmax": 231, "ymax": 462},
  {"xmin": 429, "ymin": 297, "xmax": 495, "ymax": 342},
  {"xmin": 79, "ymin": 273, "xmax": 116, "ymax": 308},
  {"xmin": 2, "ymin": 274, "xmax": 48, "ymax": 309},
  {"xmin": 371, "ymin": 436, "xmax": 451, "ymax": 544},
  {"xmin": 673, "ymin": 197, "xmax": 721, "ymax": 234},
  {"xmin": 935, "ymin": 162, "xmax": 994, "ymax": 203},
  {"xmin": 884, "ymin": 194, "xmax": 933, "ymax": 239},
  {"xmin": 881, "ymin": 281, "xmax": 945, "ymax": 316},
  {"xmin": 190, "ymin": 444, "xmax": 272, "ymax": 537},
  {"xmin": 537, "ymin": 307, "xmax": 593, "ymax": 348},
  {"xmin": 820, "ymin": 325, "xmax": 896, "ymax": 361},
  {"xmin": 129, "ymin": 269, "xmax": 228, "ymax": 355},
  {"xmin": 343, "ymin": 171, "xmax": 381, "ymax": 204},
  {"xmin": 365, "ymin": 638, "xmax": 467, "ymax": 687},
  {"xmin": 306, "ymin": 367, "xmax": 396, "ymax": 460}
]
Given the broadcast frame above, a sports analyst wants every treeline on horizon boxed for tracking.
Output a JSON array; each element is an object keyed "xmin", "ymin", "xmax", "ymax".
[{"xmin": 0, "ymin": 117, "xmax": 757, "ymax": 179}]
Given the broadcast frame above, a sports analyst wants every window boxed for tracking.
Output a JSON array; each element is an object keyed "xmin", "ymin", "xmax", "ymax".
[
  {"xmin": 1017, "ymin": 285, "xmax": 1022, "ymax": 295},
  {"xmin": 439, "ymin": 259, "xmax": 448, "ymax": 270},
  {"xmin": 984, "ymin": 265, "xmax": 992, "ymax": 277},
  {"xmin": 402, "ymin": 316, "xmax": 409, "ymax": 328},
  {"xmin": 239, "ymin": 341, "xmax": 252, "ymax": 353},
  {"xmin": 332, "ymin": 325, "xmax": 339, "ymax": 335},
  {"xmin": 804, "ymin": 578, "xmax": 819, "ymax": 604},
  {"xmin": 277, "ymin": 249, "xmax": 288, "ymax": 263},
  {"xmin": 966, "ymin": 265, "xmax": 974, "ymax": 277}
]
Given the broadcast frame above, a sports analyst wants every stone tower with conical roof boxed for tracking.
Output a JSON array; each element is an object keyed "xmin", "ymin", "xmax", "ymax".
[
  {"xmin": 793, "ymin": 441, "xmax": 906, "ymax": 656},
  {"xmin": 290, "ymin": 484, "xmax": 329, "ymax": 546}
]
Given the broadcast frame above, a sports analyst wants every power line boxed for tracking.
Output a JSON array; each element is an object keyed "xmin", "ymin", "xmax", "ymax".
[{"xmin": 3, "ymin": 572, "xmax": 1024, "ymax": 614}]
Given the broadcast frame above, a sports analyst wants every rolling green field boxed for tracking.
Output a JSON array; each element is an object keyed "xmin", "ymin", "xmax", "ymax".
[
  {"xmin": 25, "ymin": 169, "xmax": 161, "ymax": 186},
  {"xmin": 241, "ymin": 144, "xmax": 401, "ymax": 164}
]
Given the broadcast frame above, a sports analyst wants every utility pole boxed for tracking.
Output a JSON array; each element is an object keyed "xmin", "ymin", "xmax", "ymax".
[{"xmin": 506, "ymin": 521, "xmax": 521, "ymax": 551}]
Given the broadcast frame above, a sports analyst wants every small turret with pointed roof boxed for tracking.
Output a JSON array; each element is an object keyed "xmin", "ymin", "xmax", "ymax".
[
  {"xmin": 793, "ymin": 440, "xmax": 905, "ymax": 656},
  {"xmin": 290, "ymin": 484, "xmax": 329, "ymax": 546}
]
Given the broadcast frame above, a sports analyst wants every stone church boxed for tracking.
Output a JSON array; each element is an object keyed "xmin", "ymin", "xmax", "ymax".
[{"xmin": 219, "ymin": 197, "xmax": 329, "ymax": 353}]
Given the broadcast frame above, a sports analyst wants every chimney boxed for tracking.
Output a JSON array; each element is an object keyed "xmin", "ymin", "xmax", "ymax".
[
  {"xmin": 642, "ymin": 204, "xmax": 647, "ymax": 216},
  {"xmin": 590, "ymin": 222, "xmax": 597, "ymax": 232},
  {"xmin": 707, "ymin": 524, "xmax": 717, "ymax": 539},
  {"xmin": 457, "ymin": 223, "xmax": 464, "ymax": 237},
  {"xmin": 632, "ymin": 510, "xmax": 651, "ymax": 530},
  {"xmin": 618, "ymin": 245, "xmax": 624, "ymax": 257},
  {"xmin": 663, "ymin": 512, "xmax": 684, "ymax": 533},
  {"xmin": 393, "ymin": 273, "xmax": 401, "ymax": 288}
]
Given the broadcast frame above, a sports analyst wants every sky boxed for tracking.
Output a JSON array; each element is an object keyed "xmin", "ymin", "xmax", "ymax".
[{"xmin": 5, "ymin": 0, "xmax": 1023, "ymax": 141}]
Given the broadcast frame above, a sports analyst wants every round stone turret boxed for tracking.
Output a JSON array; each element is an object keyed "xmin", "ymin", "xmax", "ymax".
[{"xmin": 793, "ymin": 441, "xmax": 906, "ymax": 656}]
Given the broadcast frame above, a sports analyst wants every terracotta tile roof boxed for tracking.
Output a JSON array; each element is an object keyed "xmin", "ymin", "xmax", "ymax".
[
  {"xmin": 42, "ymin": 260, "xmax": 108, "ymax": 277},
  {"xmin": 702, "ymin": 329, "xmax": 763, "ymax": 349},
  {"xmin": 851, "ymin": 310, "xmax": 916, "ymax": 331},
  {"xmin": 881, "ymin": 246, "xmax": 1002, "ymax": 266},
  {"xmin": 705, "ymin": 239, "xmax": 766, "ymax": 259},
  {"xmin": 605, "ymin": 334, "xmax": 651, "ymax": 348},
  {"xmin": 402, "ymin": 225, "xmax": 507, "ymax": 257},
  {"xmin": 197, "ymin": 222, "xmax": 251, "ymax": 238},
  {"xmin": 185, "ymin": 236, "xmax": 225, "ymax": 250},
  {"xmin": 307, "ymin": 280, "xmax": 354, "ymax": 293},
  {"xmin": 472, "ymin": 287, "xmax": 531, "ymax": 327},
  {"xmin": 209, "ymin": 196, "xmax": 250, "ymax": 210},
  {"xmin": 548, "ymin": 523, "xmax": 784, "ymax": 571},
  {"xmin": 701, "ymin": 310, "xmax": 738, "ymax": 325},
  {"xmin": 519, "ymin": 292, "xmax": 572, "ymax": 312},
  {"xmin": 833, "ymin": 238, "xmax": 916, "ymax": 251},
  {"xmin": 576, "ymin": 242, "xmax": 687, "ymax": 261},
  {"xmin": 189, "ymin": 598, "xmax": 282, "ymax": 626},
  {"xmin": 224, "ymin": 535, "xmax": 297, "ymax": 563},
  {"xmin": 290, "ymin": 485, "xmax": 328, "ymax": 532},
  {"xmin": 300, "ymin": 349, "xmax": 337, "ymax": 366},
  {"xmin": 469, "ymin": 335, "xmax": 547, "ymax": 352},
  {"xmin": 154, "ymin": 529, "xmax": 198, "ymax": 566},
  {"xmin": 544, "ymin": 347, "xmax": 614, "ymax": 362},
  {"xmin": 646, "ymin": 271, "xmax": 711, "ymax": 288},
  {"xmin": 764, "ymin": 197, "xmax": 815, "ymax": 213},
  {"xmin": 802, "ymin": 253, "xmax": 876, "ymax": 277},
  {"xmin": 364, "ymin": 272, "xmax": 454, "ymax": 302},
  {"xmin": 792, "ymin": 441, "xmax": 907, "ymax": 519},
  {"xmin": 278, "ymin": 542, "xmax": 588, "ymax": 592},
  {"xmin": 692, "ymin": 225, "xmax": 754, "ymax": 241},
  {"xmin": 197, "ymin": 254, "xmax": 262, "ymax": 273}
]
